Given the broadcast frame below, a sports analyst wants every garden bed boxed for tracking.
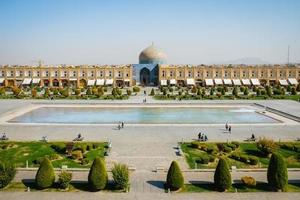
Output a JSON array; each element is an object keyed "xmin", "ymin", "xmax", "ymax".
[
  {"xmin": 181, "ymin": 141, "xmax": 300, "ymax": 169},
  {"xmin": 0, "ymin": 141, "xmax": 107, "ymax": 168}
]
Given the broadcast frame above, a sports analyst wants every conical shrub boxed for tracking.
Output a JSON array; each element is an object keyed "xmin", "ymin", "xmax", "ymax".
[
  {"xmin": 35, "ymin": 157, "xmax": 55, "ymax": 189},
  {"xmin": 88, "ymin": 157, "xmax": 108, "ymax": 191},
  {"xmin": 166, "ymin": 161, "xmax": 184, "ymax": 191},
  {"xmin": 214, "ymin": 157, "xmax": 232, "ymax": 191},
  {"xmin": 267, "ymin": 153, "xmax": 288, "ymax": 191}
]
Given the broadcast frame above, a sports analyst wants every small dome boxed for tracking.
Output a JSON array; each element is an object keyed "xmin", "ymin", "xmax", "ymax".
[{"xmin": 139, "ymin": 44, "xmax": 167, "ymax": 64}]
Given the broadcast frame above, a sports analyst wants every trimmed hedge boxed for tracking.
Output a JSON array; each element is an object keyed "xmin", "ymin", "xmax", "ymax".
[
  {"xmin": 35, "ymin": 157, "xmax": 55, "ymax": 189},
  {"xmin": 267, "ymin": 153, "xmax": 288, "ymax": 191},
  {"xmin": 88, "ymin": 157, "xmax": 108, "ymax": 191},
  {"xmin": 166, "ymin": 161, "xmax": 184, "ymax": 191},
  {"xmin": 0, "ymin": 162, "xmax": 16, "ymax": 188},
  {"xmin": 214, "ymin": 158, "xmax": 232, "ymax": 191}
]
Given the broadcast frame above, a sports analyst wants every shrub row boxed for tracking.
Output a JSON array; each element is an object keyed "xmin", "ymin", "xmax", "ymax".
[{"xmin": 229, "ymin": 152, "xmax": 259, "ymax": 165}]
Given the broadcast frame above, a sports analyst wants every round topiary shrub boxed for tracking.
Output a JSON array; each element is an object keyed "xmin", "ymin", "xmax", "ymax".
[
  {"xmin": 0, "ymin": 162, "xmax": 16, "ymax": 188},
  {"xmin": 241, "ymin": 176, "xmax": 256, "ymax": 187},
  {"xmin": 35, "ymin": 157, "xmax": 55, "ymax": 189},
  {"xmin": 166, "ymin": 161, "xmax": 184, "ymax": 191},
  {"xmin": 267, "ymin": 153, "xmax": 288, "ymax": 191},
  {"xmin": 88, "ymin": 157, "xmax": 108, "ymax": 191},
  {"xmin": 214, "ymin": 158, "xmax": 232, "ymax": 191}
]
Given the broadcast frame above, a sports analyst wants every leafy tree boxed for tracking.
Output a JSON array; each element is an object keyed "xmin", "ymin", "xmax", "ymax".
[
  {"xmin": 243, "ymin": 87, "xmax": 249, "ymax": 95},
  {"xmin": 266, "ymin": 86, "xmax": 272, "ymax": 96},
  {"xmin": 0, "ymin": 162, "xmax": 16, "ymax": 188},
  {"xmin": 296, "ymin": 84, "xmax": 300, "ymax": 92},
  {"xmin": 166, "ymin": 161, "xmax": 184, "ymax": 191},
  {"xmin": 31, "ymin": 88, "xmax": 37, "ymax": 98},
  {"xmin": 267, "ymin": 153, "xmax": 288, "ymax": 191},
  {"xmin": 35, "ymin": 157, "xmax": 55, "ymax": 189},
  {"xmin": 210, "ymin": 88, "xmax": 214, "ymax": 96},
  {"xmin": 111, "ymin": 163, "xmax": 130, "ymax": 191},
  {"xmin": 97, "ymin": 87, "xmax": 104, "ymax": 97},
  {"xmin": 88, "ymin": 157, "xmax": 108, "ymax": 191},
  {"xmin": 232, "ymin": 87, "xmax": 238, "ymax": 97},
  {"xmin": 214, "ymin": 158, "xmax": 232, "ymax": 191},
  {"xmin": 126, "ymin": 89, "xmax": 132, "ymax": 96},
  {"xmin": 86, "ymin": 87, "xmax": 92, "ymax": 95},
  {"xmin": 150, "ymin": 88, "xmax": 155, "ymax": 96},
  {"xmin": 291, "ymin": 87, "xmax": 297, "ymax": 95},
  {"xmin": 44, "ymin": 88, "xmax": 50, "ymax": 98},
  {"xmin": 256, "ymin": 89, "xmax": 261, "ymax": 96},
  {"xmin": 0, "ymin": 87, "xmax": 5, "ymax": 95}
]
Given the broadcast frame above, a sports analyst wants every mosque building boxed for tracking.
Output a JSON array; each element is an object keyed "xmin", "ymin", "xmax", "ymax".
[{"xmin": 0, "ymin": 44, "xmax": 299, "ymax": 87}]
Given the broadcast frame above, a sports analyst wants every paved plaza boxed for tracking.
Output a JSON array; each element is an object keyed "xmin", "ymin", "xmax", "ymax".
[{"xmin": 0, "ymin": 98, "xmax": 300, "ymax": 199}]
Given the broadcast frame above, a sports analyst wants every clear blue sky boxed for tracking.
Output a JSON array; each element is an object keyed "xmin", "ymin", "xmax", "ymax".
[{"xmin": 0, "ymin": 0, "xmax": 299, "ymax": 65}]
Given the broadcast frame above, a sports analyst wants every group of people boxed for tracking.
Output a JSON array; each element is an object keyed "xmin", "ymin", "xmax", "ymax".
[
  {"xmin": 225, "ymin": 123, "xmax": 232, "ymax": 133},
  {"xmin": 117, "ymin": 121, "xmax": 125, "ymax": 130},
  {"xmin": 0, "ymin": 133, "xmax": 8, "ymax": 140},
  {"xmin": 198, "ymin": 132, "xmax": 208, "ymax": 141}
]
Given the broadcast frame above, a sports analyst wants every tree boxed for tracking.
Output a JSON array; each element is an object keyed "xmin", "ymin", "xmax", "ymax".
[
  {"xmin": 266, "ymin": 86, "xmax": 272, "ymax": 97},
  {"xmin": 267, "ymin": 153, "xmax": 288, "ymax": 191},
  {"xmin": 111, "ymin": 163, "xmax": 130, "ymax": 191},
  {"xmin": 291, "ymin": 87, "xmax": 297, "ymax": 95},
  {"xmin": 232, "ymin": 87, "xmax": 238, "ymax": 97},
  {"xmin": 166, "ymin": 161, "xmax": 184, "ymax": 191},
  {"xmin": 35, "ymin": 157, "xmax": 55, "ymax": 189},
  {"xmin": 86, "ymin": 87, "xmax": 92, "ymax": 95},
  {"xmin": 214, "ymin": 158, "xmax": 232, "ymax": 191},
  {"xmin": 88, "ymin": 157, "xmax": 108, "ymax": 191},
  {"xmin": 97, "ymin": 87, "xmax": 104, "ymax": 97},
  {"xmin": 243, "ymin": 87, "xmax": 249, "ymax": 95},
  {"xmin": 0, "ymin": 162, "xmax": 16, "ymax": 188},
  {"xmin": 150, "ymin": 88, "xmax": 155, "ymax": 96}
]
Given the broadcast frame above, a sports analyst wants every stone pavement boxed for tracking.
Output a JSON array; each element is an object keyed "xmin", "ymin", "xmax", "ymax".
[
  {"xmin": 1, "ymin": 99, "xmax": 300, "ymax": 199},
  {"xmin": 1, "ymin": 191, "xmax": 300, "ymax": 200}
]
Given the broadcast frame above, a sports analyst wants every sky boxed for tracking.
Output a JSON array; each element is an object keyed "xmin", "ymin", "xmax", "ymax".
[{"xmin": 0, "ymin": 0, "xmax": 299, "ymax": 65}]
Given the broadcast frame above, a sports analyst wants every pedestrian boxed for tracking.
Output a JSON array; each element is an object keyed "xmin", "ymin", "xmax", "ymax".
[
  {"xmin": 225, "ymin": 123, "xmax": 228, "ymax": 131},
  {"xmin": 228, "ymin": 126, "xmax": 231, "ymax": 133},
  {"xmin": 118, "ymin": 124, "xmax": 121, "ymax": 130},
  {"xmin": 121, "ymin": 121, "xmax": 124, "ymax": 128},
  {"xmin": 144, "ymin": 98, "xmax": 147, "ymax": 103},
  {"xmin": 204, "ymin": 135, "xmax": 208, "ymax": 141},
  {"xmin": 198, "ymin": 132, "xmax": 202, "ymax": 141}
]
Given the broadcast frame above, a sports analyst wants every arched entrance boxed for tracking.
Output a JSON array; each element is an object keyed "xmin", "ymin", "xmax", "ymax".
[{"xmin": 140, "ymin": 67, "xmax": 150, "ymax": 86}]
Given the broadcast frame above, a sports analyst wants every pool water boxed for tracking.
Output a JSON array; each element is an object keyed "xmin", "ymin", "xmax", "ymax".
[{"xmin": 8, "ymin": 106, "xmax": 279, "ymax": 124}]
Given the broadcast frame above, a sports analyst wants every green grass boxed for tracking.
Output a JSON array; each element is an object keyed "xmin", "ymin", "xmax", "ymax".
[
  {"xmin": 181, "ymin": 142, "xmax": 300, "ymax": 169},
  {"xmin": 181, "ymin": 183, "xmax": 300, "ymax": 193},
  {"xmin": 0, "ymin": 141, "xmax": 107, "ymax": 168},
  {"xmin": 1, "ymin": 181, "xmax": 121, "ymax": 192}
]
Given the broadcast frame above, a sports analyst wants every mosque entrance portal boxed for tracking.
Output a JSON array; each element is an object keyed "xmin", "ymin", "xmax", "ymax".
[{"xmin": 140, "ymin": 67, "xmax": 150, "ymax": 86}]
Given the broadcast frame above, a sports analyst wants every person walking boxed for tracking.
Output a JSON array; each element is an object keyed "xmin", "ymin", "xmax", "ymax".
[
  {"xmin": 198, "ymin": 132, "xmax": 202, "ymax": 141},
  {"xmin": 225, "ymin": 123, "xmax": 228, "ymax": 131},
  {"xmin": 228, "ymin": 126, "xmax": 231, "ymax": 133},
  {"xmin": 121, "ymin": 121, "xmax": 124, "ymax": 128}
]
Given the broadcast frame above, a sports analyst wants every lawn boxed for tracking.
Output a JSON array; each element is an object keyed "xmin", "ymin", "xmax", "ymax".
[
  {"xmin": 1, "ymin": 181, "xmax": 121, "ymax": 192},
  {"xmin": 181, "ymin": 183, "xmax": 300, "ymax": 193},
  {"xmin": 181, "ymin": 141, "xmax": 300, "ymax": 169},
  {"xmin": 0, "ymin": 141, "xmax": 107, "ymax": 168}
]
